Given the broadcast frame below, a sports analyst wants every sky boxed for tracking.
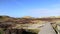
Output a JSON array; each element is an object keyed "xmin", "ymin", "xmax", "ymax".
[{"xmin": 0, "ymin": 0, "xmax": 60, "ymax": 17}]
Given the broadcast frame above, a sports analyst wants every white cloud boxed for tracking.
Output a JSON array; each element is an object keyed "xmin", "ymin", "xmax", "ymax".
[{"xmin": 27, "ymin": 8, "xmax": 60, "ymax": 17}]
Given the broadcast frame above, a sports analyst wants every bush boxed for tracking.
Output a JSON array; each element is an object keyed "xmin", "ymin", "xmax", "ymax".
[{"xmin": 25, "ymin": 29, "xmax": 40, "ymax": 34}]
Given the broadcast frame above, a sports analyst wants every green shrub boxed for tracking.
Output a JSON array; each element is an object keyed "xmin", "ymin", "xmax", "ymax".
[{"xmin": 25, "ymin": 29, "xmax": 40, "ymax": 34}]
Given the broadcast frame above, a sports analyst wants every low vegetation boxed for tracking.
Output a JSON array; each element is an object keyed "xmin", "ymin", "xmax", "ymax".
[{"xmin": 0, "ymin": 15, "xmax": 60, "ymax": 34}]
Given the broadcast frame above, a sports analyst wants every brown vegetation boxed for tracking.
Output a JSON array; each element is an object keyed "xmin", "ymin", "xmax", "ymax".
[{"xmin": 0, "ymin": 16, "xmax": 60, "ymax": 34}]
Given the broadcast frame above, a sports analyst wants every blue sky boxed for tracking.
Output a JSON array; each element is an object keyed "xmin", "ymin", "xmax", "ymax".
[{"xmin": 0, "ymin": 0, "xmax": 60, "ymax": 17}]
